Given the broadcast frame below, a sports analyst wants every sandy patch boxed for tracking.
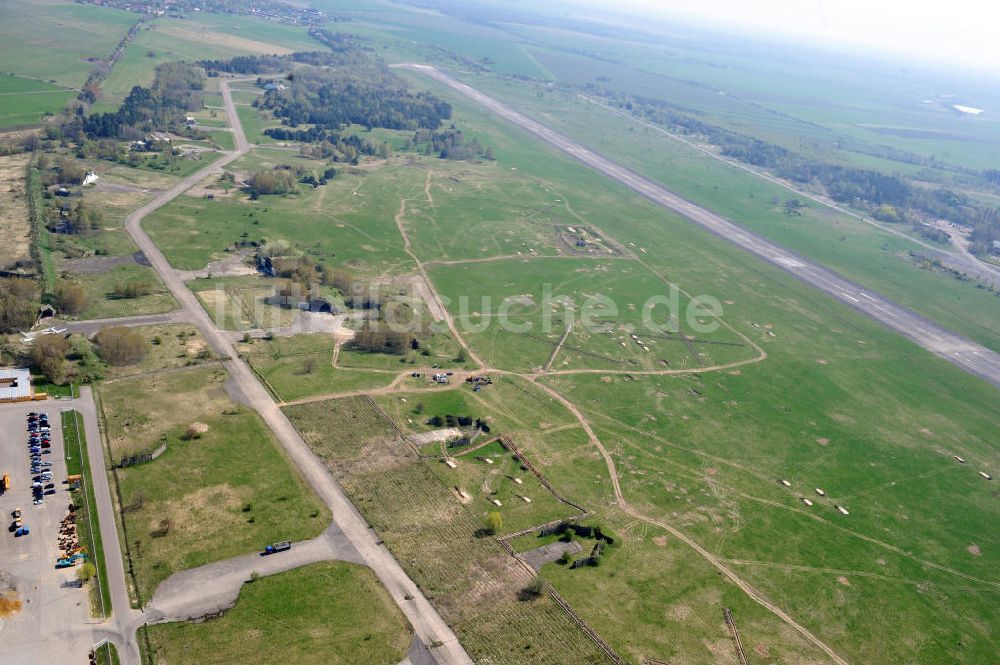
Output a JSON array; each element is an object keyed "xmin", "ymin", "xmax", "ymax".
[
  {"xmin": 728, "ymin": 369, "xmax": 741, "ymax": 376},
  {"xmin": 919, "ymin": 428, "xmax": 933, "ymax": 436},
  {"xmin": 816, "ymin": 437, "xmax": 830, "ymax": 446},
  {"xmin": 967, "ymin": 544, "xmax": 981, "ymax": 556},
  {"xmin": 665, "ymin": 603, "xmax": 691, "ymax": 621},
  {"xmin": 816, "ymin": 358, "xmax": 829, "ymax": 365},
  {"xmin": 836, "ymin": 576, "xmax": 851, "ymax": 586},
  {"xmin": 705, "ymin": 467, "xmax": 718, "ymax": 476},
  {"xmin": 653, "ymin": 535, "xmax": 668, "ymax": 547},
  {"xmin": 0, "ymin": 582, "xmax": 22, "ymax": 618},
  {"xmin": 185, "ymin": 338, "xmax": 207, "ymax": 356}
]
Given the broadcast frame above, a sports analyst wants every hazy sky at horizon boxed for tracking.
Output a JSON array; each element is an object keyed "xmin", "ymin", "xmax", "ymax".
[{"xmin": 575, "ymin": 0, "xmax": 998, "ymax": 72}]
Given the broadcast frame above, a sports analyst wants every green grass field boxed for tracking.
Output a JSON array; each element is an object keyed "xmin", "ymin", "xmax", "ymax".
[
  {"xmin": 62, "ymin": 409, "xmax": 112, "ymax": 618},
  {"xmin": 414, "ymin": 73, "xmax": 1000, "ymax": 353},
  {"xmin": 143, "ymin": 161, "xmax": 414, "ymax": 275},
  {"xmin": 0, "ymin": 75, "xmax": 75, "ymax": 127},
  {"xmin": 268, "ymin": 47, "xmax": 996, "ymax": 664},
  {"xmin": 92, "ymin": 13, "xmax": 319, "ymax": 112},
  {"xmin": 143, "ymin": 561, "xmax": 412, "ymax": 665},
  {"xmin": 0, "ymin": 0, "xmax": 136, "ymax": 88},
  {"xmin": 98, "ymin": 367, "xmax": 328, "ymax": 603}
]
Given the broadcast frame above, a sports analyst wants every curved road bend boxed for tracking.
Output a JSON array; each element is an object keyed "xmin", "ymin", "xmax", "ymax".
[
  {"xmin": 114, "ymin": 78, "xmax": 473, "ymax": 665},
  {"xmin": 396, "ymin": 65, "xmax": 1000, "ymax": 390}
]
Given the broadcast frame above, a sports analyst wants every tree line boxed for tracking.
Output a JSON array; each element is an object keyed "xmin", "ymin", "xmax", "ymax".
[
  {"xmin": 617, "ymin": 95, "xmax": 1000, "ymax": 253},
  {"xmin": 78, "ymin": 62, "xmax": 205, "ymax": 139},
  {"xmin": 407, "ymin": 128, "xmax": 494, "ymax": 161},
  {"xmin": 256, "ymin": 64, "xmax": 451, "ymax": 132}
]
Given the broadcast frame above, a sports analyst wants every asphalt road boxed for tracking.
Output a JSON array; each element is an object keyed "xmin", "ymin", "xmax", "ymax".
[
  {"xmin": 142, "ymin": 522, "xmax": 363, "ymax": 624},
  {"xmin": 399, "ymin": 65, "xmax": 1000, "ymax": 390},
  {"xmin": 117, "ymin": 78, "xmax": 473, "ymax": 665},
  {"xmin": 58, "ymin": 312, "xmax": 180, "ymax": 337},
  {"xmin": 73, "ymin": 387, "xmax": 143, "ymax": 663}
]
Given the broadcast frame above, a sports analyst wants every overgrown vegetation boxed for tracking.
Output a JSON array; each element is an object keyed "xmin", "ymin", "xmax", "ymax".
[{"xmin": 95, "ymin": 325, "xmax": 149, "ymax": 366}]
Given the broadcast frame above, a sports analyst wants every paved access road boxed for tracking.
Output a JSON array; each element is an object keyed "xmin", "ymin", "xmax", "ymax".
[
  {"xmin": 116, "ymin": 78, "xmax": 473, "ymax": 665},
  {"xmin": 398, "ymin": 65, "xmax": 1000, "ymax": 390}
]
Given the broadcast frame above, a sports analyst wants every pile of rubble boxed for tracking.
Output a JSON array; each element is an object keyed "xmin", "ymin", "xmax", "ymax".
[{"xmin": 58, "ymin": 506, "xmax": 81, "ymax": 558}]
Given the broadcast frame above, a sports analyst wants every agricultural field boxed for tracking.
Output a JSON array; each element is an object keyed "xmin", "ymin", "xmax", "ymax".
[
  {"xmin": 0, "ymin": 0, "xmax": 136, "ymax": 88},
  {"xmin": 98, "ymin": 366, "xmax": 328, "ymax": 602},
  {"xmin": 0, "ymin": 75, "xmax": 75, "ymax": 128},
  {"xmin": 92, "ymin": 12, "xmax": 319, "ymax": 113},
  {"xmin": 143, "ymin": 562, "xmax": 412, "ymax": 665}
]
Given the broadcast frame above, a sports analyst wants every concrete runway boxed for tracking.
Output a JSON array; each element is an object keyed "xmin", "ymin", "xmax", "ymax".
[{"xmin": 399, "ymin": 65, "xmax": 1000, "ymax": 390}]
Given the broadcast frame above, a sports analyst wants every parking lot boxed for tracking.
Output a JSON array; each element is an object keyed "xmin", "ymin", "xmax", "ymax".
[{"xmin": 0, "ymin": 400, "xmax": 92, "ymax": 663}]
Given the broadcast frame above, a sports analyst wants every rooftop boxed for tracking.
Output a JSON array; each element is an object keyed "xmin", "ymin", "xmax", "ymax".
[{"xmin": 0, "ymin": 368, "xmax": 32, "ymax": 401}]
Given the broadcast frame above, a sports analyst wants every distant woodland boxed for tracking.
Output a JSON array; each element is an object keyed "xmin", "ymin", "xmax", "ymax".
[
  {"xmin": 616, "ymin": 95, "xmax": 1000, "ymax": 254},
  {"xmin": 80, "ymin": 63, "xmax": 205, "ymax": 139}
]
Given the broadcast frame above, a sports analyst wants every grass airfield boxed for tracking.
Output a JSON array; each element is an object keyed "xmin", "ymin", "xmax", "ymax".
[
  {"xmin": 17, "ymin": 1, "xmax": 997, "ymax": 662},
  {"xmin": 133, "ymin": 78, "xmax": 1000, "ymax": 663}
]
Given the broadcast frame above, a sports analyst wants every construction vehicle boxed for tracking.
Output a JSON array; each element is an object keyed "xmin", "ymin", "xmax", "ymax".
[
  {"xmin": 1, "ymin": 473, "xmax": 10, "ymax": 493},
  {"xmin": 55, "ymin": 553, "xmax": 88, "ymax": 568},
  {"xmin": 262, "ymin": 540, "xmax": 291, "ymax": 555},
  {"xmin": 15, "ymin": 525, "xmax": 29, "ymax": 537}
]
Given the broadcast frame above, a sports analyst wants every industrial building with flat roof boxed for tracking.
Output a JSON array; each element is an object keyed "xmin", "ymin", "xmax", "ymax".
[{"xmin": 0, "ymin": 368, "xmax": 32, "ymax": 402}]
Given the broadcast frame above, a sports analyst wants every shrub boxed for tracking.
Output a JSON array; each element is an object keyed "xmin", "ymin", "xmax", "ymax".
[
  {"xmin": 518, "ymin": 577, "xmax": 545, "ymax": 601},
  {"xmin": 484, "ymin": 511, "xmax": 503, "ymax": 536},
  {"xmin": 112, "ymin": 279, "xmax": 153, "ymax": 299},
  {"xmin": 54, "ymin": 282, "xmax": 87, "ymax": 316},
  {"xmin": 95, "ymin": 325, "xmax": 149, "ymax": 366},
  {"xmin": 31, "ymin": 333, "xmax": 71, "ymax": 384}
]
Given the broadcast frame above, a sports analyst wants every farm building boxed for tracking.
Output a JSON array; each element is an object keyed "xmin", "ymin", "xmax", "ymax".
[{"xmin": 0, "ymin": 368, "xmax": 33, "ymax": 402}]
